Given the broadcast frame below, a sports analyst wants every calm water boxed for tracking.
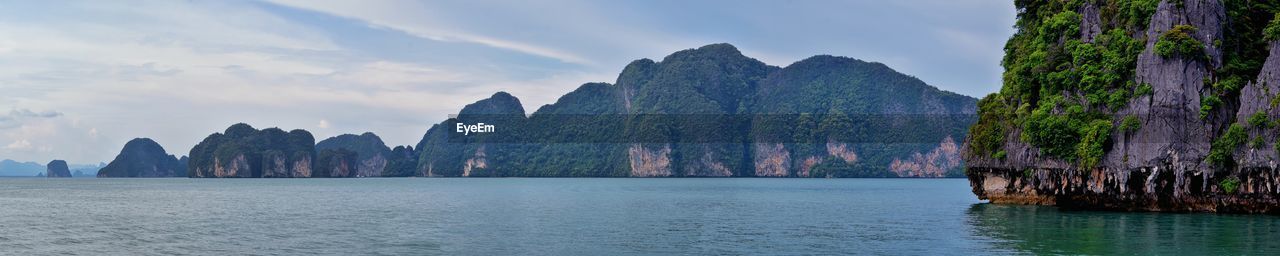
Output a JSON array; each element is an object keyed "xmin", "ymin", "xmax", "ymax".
[{"xmin": 0, "ymin": 178, "xmax": 1278, "ymax": 255}]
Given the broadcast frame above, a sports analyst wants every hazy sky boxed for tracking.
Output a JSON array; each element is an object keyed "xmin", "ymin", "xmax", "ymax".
[{"xmin": 0, "ymin": 0, "xmax": 1015, "ymax": 163}]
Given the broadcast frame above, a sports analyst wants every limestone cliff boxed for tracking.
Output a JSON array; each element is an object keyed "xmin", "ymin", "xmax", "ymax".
[
  {"xmin": 316, "ymin": 132, "xmax": 392, "ymax": 177},
  {"xmin": 964, "ymin": 0, "xmax": 1280, "ymax": 213}
]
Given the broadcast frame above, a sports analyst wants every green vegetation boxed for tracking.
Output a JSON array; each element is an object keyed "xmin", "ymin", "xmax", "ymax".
[
  {"xmin": 1220, "ymin": 176, "xmax": 1241, "ymax": 194},
  {"xmin": 1200, "ymin": 95, "xmax": 1221, "ymax": 119},
  {"xmin": 1120, "ymin": 115, "xmax": 1141, "ymax": 133},
  {"xmin": 1076, "ymin": 120, "xmax": 1113, "ymax": 169},
  {"xmin": 1135, "ymin": 83, "xmax": 1153, "ymax": 96},
  {"xmin": 1154, "ymin": 25, "xmax": 1203, "ymax": 59},
  {"xmin": 410, "ymin": 44, "xmax": 976, "ymax": 177},
  {"xmin": 1265, "ymin": 13, "xmax": 1280, "ymax": 41},
  {"xmin": 969, "ymin": 94, "xmax": 1010, "ymax": 158},
  {"xmin": 1208, "ymin": 124, "xmax": 1247, "ymax": 166},
  {"xmin": 1248, "ymin": 111, "xmax": 1271, "ymax": 128},
  {"xmin": 971, "ymin": 1, "xmax": 1280, "ymax": 169}
]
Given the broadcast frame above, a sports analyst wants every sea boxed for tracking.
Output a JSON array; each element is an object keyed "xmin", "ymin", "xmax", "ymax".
[{"xmin": 1, "ymin": 178, "xmax": 1277, "ymax": 255}]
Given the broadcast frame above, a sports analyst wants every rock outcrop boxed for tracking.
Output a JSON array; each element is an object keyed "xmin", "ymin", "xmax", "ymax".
[
  {"xmin": 45, "ymin": 160, "xmax": 71, "ymax": 178},
  {"xmin": 314, "ymin": 148, "xmax": 357, "ymax": 178},
  {"xmin": 97, "ymin": 138, "xmax": 187, "ymax": 177},
  {"xmin": 963, "ymin": 0, "xmax": 1280, "ymax": 213}
]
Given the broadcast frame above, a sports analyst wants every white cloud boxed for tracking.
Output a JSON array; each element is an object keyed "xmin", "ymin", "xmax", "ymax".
[
  {"xmin": 5, "ymin": 139, "xmax": 31, "ymax": 150},
  {"xmin": 264, "ymin": 0, "xmax": 594, "ymax": 65}
]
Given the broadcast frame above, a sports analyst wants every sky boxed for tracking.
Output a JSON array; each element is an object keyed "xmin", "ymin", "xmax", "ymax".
[{"xmin": 0, "ymin": 0, "xmax": 1016, "ymax": 164}]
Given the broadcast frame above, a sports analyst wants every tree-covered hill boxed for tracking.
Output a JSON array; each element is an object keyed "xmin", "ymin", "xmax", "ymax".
[{"xmin": 414, "ymin": 43, "xmax": 976, "ymax": 177}]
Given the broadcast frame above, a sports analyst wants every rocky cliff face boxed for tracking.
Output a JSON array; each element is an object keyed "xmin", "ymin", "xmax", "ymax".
[
  {"xmin": 45, "ymin": 160, "xmax": 71, "ymax": 178},
  {"xmin": 315, "ymin": 148, "xmax": 358, "ymax": 178},
  {"xmin": 415, "ymin": 92, "xmax": 526, "ymax": 177},
  {"xmin": 964, "ymin": 0, "xmax": 1280, "ymax": 213},
  {"xmin": 97, "ymin": 138, "xmax": 186, "ymax": 177},
  {"xmin": 316, "ymin": 132, "xmax": 393, "ymax": 177}
]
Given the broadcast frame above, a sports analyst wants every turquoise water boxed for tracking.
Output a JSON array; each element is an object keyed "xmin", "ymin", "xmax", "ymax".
[{"xmin": 0, "ymin": 178, "xmax": 1276, "ymax": 255}]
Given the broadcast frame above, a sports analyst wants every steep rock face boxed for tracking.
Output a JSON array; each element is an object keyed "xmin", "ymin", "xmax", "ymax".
[
  {"xmin": 1107, "ymin": 0, "xmax": 1224, "ymax": 170},
  {"xmin": 890, "ymin": 136, "xmax": 960, "ymax": 178},
  {"xmin": 317, "ymin": 132, "xmax": 392, "ymax": 177},
  {"xmin": 627, "ymin": 144, "xmax": 673, "ymax": 177},
  {"xmin": 45, "ymin": 160, "xmax": 71, "ymax": 178},
  {"xmin": 415, "ymin": 92, "xmax": 526, "ymax": 177},
  {"xmin": 1234, "ymin": 41, "xmax": 1280, "ymax": 167},
  {"xmin": 315, "ymin": 149, "xmax": 358, "ymax": 178},
  {"xmin": 964, "ymin": 0, "xmax": 1280, "ymax": 213},
  {"xmin": 97, "ymin": 138, "xmax": 186, "ymax": 177},
  {"xmin": 188, "ymin": 124, "xmax": 315, "ymax": 178}
]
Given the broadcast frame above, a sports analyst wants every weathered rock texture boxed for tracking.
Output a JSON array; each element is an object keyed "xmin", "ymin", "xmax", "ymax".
[
  {"xmin": 316, "ymin": 132, "xmax": 392, "ymax": 177},
  {"xmin": 964, "ymin": 0, "xmax": 1280, "ymax": 213}
]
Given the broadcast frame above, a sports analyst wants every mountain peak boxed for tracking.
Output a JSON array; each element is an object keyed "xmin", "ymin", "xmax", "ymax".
[
  {"xmin": 459, "ymin": 91, "xmax": 526, "ymax": 115},
  {"xmin": 661, "ymin": 43, "xmax": 751, "ymax": 63}
]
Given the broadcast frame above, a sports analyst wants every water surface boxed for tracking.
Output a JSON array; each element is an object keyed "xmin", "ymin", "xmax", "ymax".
[{"xmin": 0, "ymin": 178, "xmax": 1276, "ymax": 255}]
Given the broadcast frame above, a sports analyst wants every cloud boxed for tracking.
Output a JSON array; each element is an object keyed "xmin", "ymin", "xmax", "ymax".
[
  {"xmin": 263, "ymin": 0, "xmax": 594, "ymax": 65},
  {"xmin": 5, "ymin": 139, "xmax": 31, "ymax": 150},
  {"xmin": 317, "ymin": 119, "xmax": 331, "ymax": 129},
  {"xmin": 0, "ymin": 109, "xmax": 63, "ymax": 129},
  {"xmin": 9, "ymin": 108, "xmax": 61, "ymax": 118},
  {"xmin": 0, "ymin": 109, "xmax": 103, "ymax": 162}
]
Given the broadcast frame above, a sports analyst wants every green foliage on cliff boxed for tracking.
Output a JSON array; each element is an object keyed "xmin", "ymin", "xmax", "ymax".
[
  {"xmin": 1220, "ymin": 176, "xmax": 1241, "ymax": 194},
  {"xmin": 1265, "ymin": 13, "xmax": 1280, "ymax": 41},
  {"xmin": 974, "ymin": 1, "xmax": 1280, "ymax": 169},
  {"xmin": 1120, "ymin": 115, "xmax": 1141, "ymax": 133},
  {"xmin": 1208, "ymin": 124, "xmax": 1247, "ymax": 167},
  {"xmin": 968, "ymin": 94, "xmax": 1010, "ymax": 158},
  {"xmin": 1077, "ymin": 120, "xmax": 1113, "ymax": 169},
  {"xmin": 1248, "ymin": 110, "xmax": 1271, "ymax": 128},
  {"xmin": 1200, "ymin": 94, "xmax": 1221, "ymax": 119},
  {"xmin": 1155, "ymin": 25, "xmax": 1203, "ymax": 59}
]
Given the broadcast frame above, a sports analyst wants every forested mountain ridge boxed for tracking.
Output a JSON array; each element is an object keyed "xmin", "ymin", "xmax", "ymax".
[
  {"xmin": 416, "ymin": 43, "xmax": 976, "ymax": 177},
  {"xmin": 174, "ymin": 44, "xmax": 974, "ymax": 178}
]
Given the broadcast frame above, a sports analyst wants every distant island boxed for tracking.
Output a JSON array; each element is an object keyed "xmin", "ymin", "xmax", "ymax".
[
  {"xmin": 963, "ymin": 0, "xmax": 1280, "ymax": 213},
  {"xmin": 94, "ymin": 43, "xmax": 975, "ymax": 178}
]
